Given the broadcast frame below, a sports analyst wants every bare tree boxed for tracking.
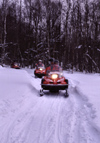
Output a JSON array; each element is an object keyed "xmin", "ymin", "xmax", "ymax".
[
  {"xmin": 63, "ymin": 0, "xmax": 71, "ymax": 69},
  {"xmin": 1, "ymin": 0, "xmax": 8, "ymax": 65}
]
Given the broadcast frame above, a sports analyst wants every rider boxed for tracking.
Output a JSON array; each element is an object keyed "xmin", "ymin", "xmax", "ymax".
[
  {"xmin": 53, "ymin": 59, "xmax": 62, "ymax": 72},
  {"xmin": 35, "ymin": 59, "xmax": 44, "ymax": 68},
  {"xmin": 45, "ymin": 58, "xmax": 62, "ymax": 74},
  {"xmin": 45, "ymin": 58, "xmax": 54, "ymax": 74},
  {"xmin": 11, "ymin": 60, "xmax": 15, "ymax": 67}
]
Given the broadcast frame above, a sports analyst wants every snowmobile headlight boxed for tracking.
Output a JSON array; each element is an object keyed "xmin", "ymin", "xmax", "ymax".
[
  {"xmin": 51, "ymin": 74, "xmax": 58, "ymax": 79},
  {"xmin": 39, "ymin": 68, "xmax": 43, "ymax": 71}
]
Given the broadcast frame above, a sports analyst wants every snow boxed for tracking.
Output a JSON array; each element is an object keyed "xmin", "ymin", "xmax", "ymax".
[
  {"xmin": 0, "ymin": 67, "xmax": 100, "ymax": 143},
  {"xmin": 0, "ymin": 65, "xmax": 3, "ymax": 69},
  {"xmin": 97, "ymin": 49, "xmax": 100, "ymax": 52}
]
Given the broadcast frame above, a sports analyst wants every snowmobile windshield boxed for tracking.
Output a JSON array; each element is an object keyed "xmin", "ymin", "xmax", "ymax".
[
  {"xmin": 48, "ymin": 71, "xmax": 63, "ymax": 78},
  {"xmin": 49, "ymin": 65, "xmax": 62, "ymax": 72},
  {"xmin": 36, "ymin": 66, "xmax": 45, "ymax": 70},
  {"xmin": 14, "ymin": 63, "xmax": 19, "ymax": 66}
]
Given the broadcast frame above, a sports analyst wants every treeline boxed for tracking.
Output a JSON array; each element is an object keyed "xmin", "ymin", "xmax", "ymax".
[{"xmin": 0, "ymin": 0, "xmax": 100, "ymax": 72}]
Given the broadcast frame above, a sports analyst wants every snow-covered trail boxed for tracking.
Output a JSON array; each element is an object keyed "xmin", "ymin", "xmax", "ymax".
[
  {"xmin": 65, "ymin": 82, "xmax": 100, "ymax": 143},
  {"xmin": 0, "ymin": 68, "xmax": 100, "ymax": 143}
]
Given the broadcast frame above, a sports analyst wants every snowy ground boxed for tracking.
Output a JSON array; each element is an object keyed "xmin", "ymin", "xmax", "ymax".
[{"xmin": 0, "ymin": 65, "xmax": 100, "ymax": 143}]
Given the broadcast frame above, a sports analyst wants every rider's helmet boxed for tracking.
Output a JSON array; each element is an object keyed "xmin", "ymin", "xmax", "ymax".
[
  {"xmin": 54, "ymin": 59, "xmax": 59, "ymax": 65},
  {"xmin": 38, "ymin": 60, "xmax": 42, "ymax": 65},
  {"xmin": 48, "ymin": 58, "xmax": 54, "ymax": 65},
  {"xmin": 39, "ymin": 59, "xmax": 42, "ymax": 63}
]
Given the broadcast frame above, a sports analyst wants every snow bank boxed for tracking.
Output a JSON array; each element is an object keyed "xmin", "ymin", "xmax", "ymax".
[
  {"xmin": 0, "ymin": 65, "xmax": 3, "ymax": 69},
  {"xmin": 64, "ymin": 71, "xmax": 100, "ymax": 128}
]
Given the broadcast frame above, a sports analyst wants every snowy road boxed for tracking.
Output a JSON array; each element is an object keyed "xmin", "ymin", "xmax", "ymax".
[{"xmin": 0, "ymin": 67, "xmax": 100, "ymax": 143}]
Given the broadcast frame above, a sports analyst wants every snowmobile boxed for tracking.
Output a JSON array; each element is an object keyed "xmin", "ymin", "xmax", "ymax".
[
  {"xmin": 40, "ymin": 70, "xmax": 69, "ymax": 97},
  {"xmin": 34, "ymin": 66, "xmax": 46, "ymax": 78},
  {"xmin": 11, "ymin": 63, "xmax": 20, "ymax": 69}
]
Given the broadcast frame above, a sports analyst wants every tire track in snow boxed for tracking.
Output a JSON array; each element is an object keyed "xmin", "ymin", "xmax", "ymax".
[
  {"xmin": 66, "ymin": 80, "xmax": 100, "ymax": 143},
  {"xmin": 5, "ymin": 96, "xmax": 56, "ymax": 143},
  {"xmin": 24, "ymin": 96, "xmax": 58, "ymax": 143},
  {"xmin": 6, "ymin": 97, "xmax": 45, "ymax": 143},
  {"xmin": 37, "ymin": 96, "xmax": 64, "ymax": 143},
  {"xmin": 0, "ymin": 79, "xmax": 39, "ymax": 143},
  {"xmin": 56, "ymin": 94, "xmax": 77, "ymax": 143},
  {"xmin": 37, "ymin": 97, "xmax": 57, "ymax": 143}
]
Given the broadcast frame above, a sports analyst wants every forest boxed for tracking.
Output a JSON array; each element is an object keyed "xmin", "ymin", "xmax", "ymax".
[{"xmin": 0, "ymin": 0, "xmax": 100, "ymax": 72}]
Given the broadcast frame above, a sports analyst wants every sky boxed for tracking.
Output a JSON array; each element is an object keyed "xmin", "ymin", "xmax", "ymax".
[{"xmin": 0, "ymin": 65, "xmax": 100, "ymax": 143}]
